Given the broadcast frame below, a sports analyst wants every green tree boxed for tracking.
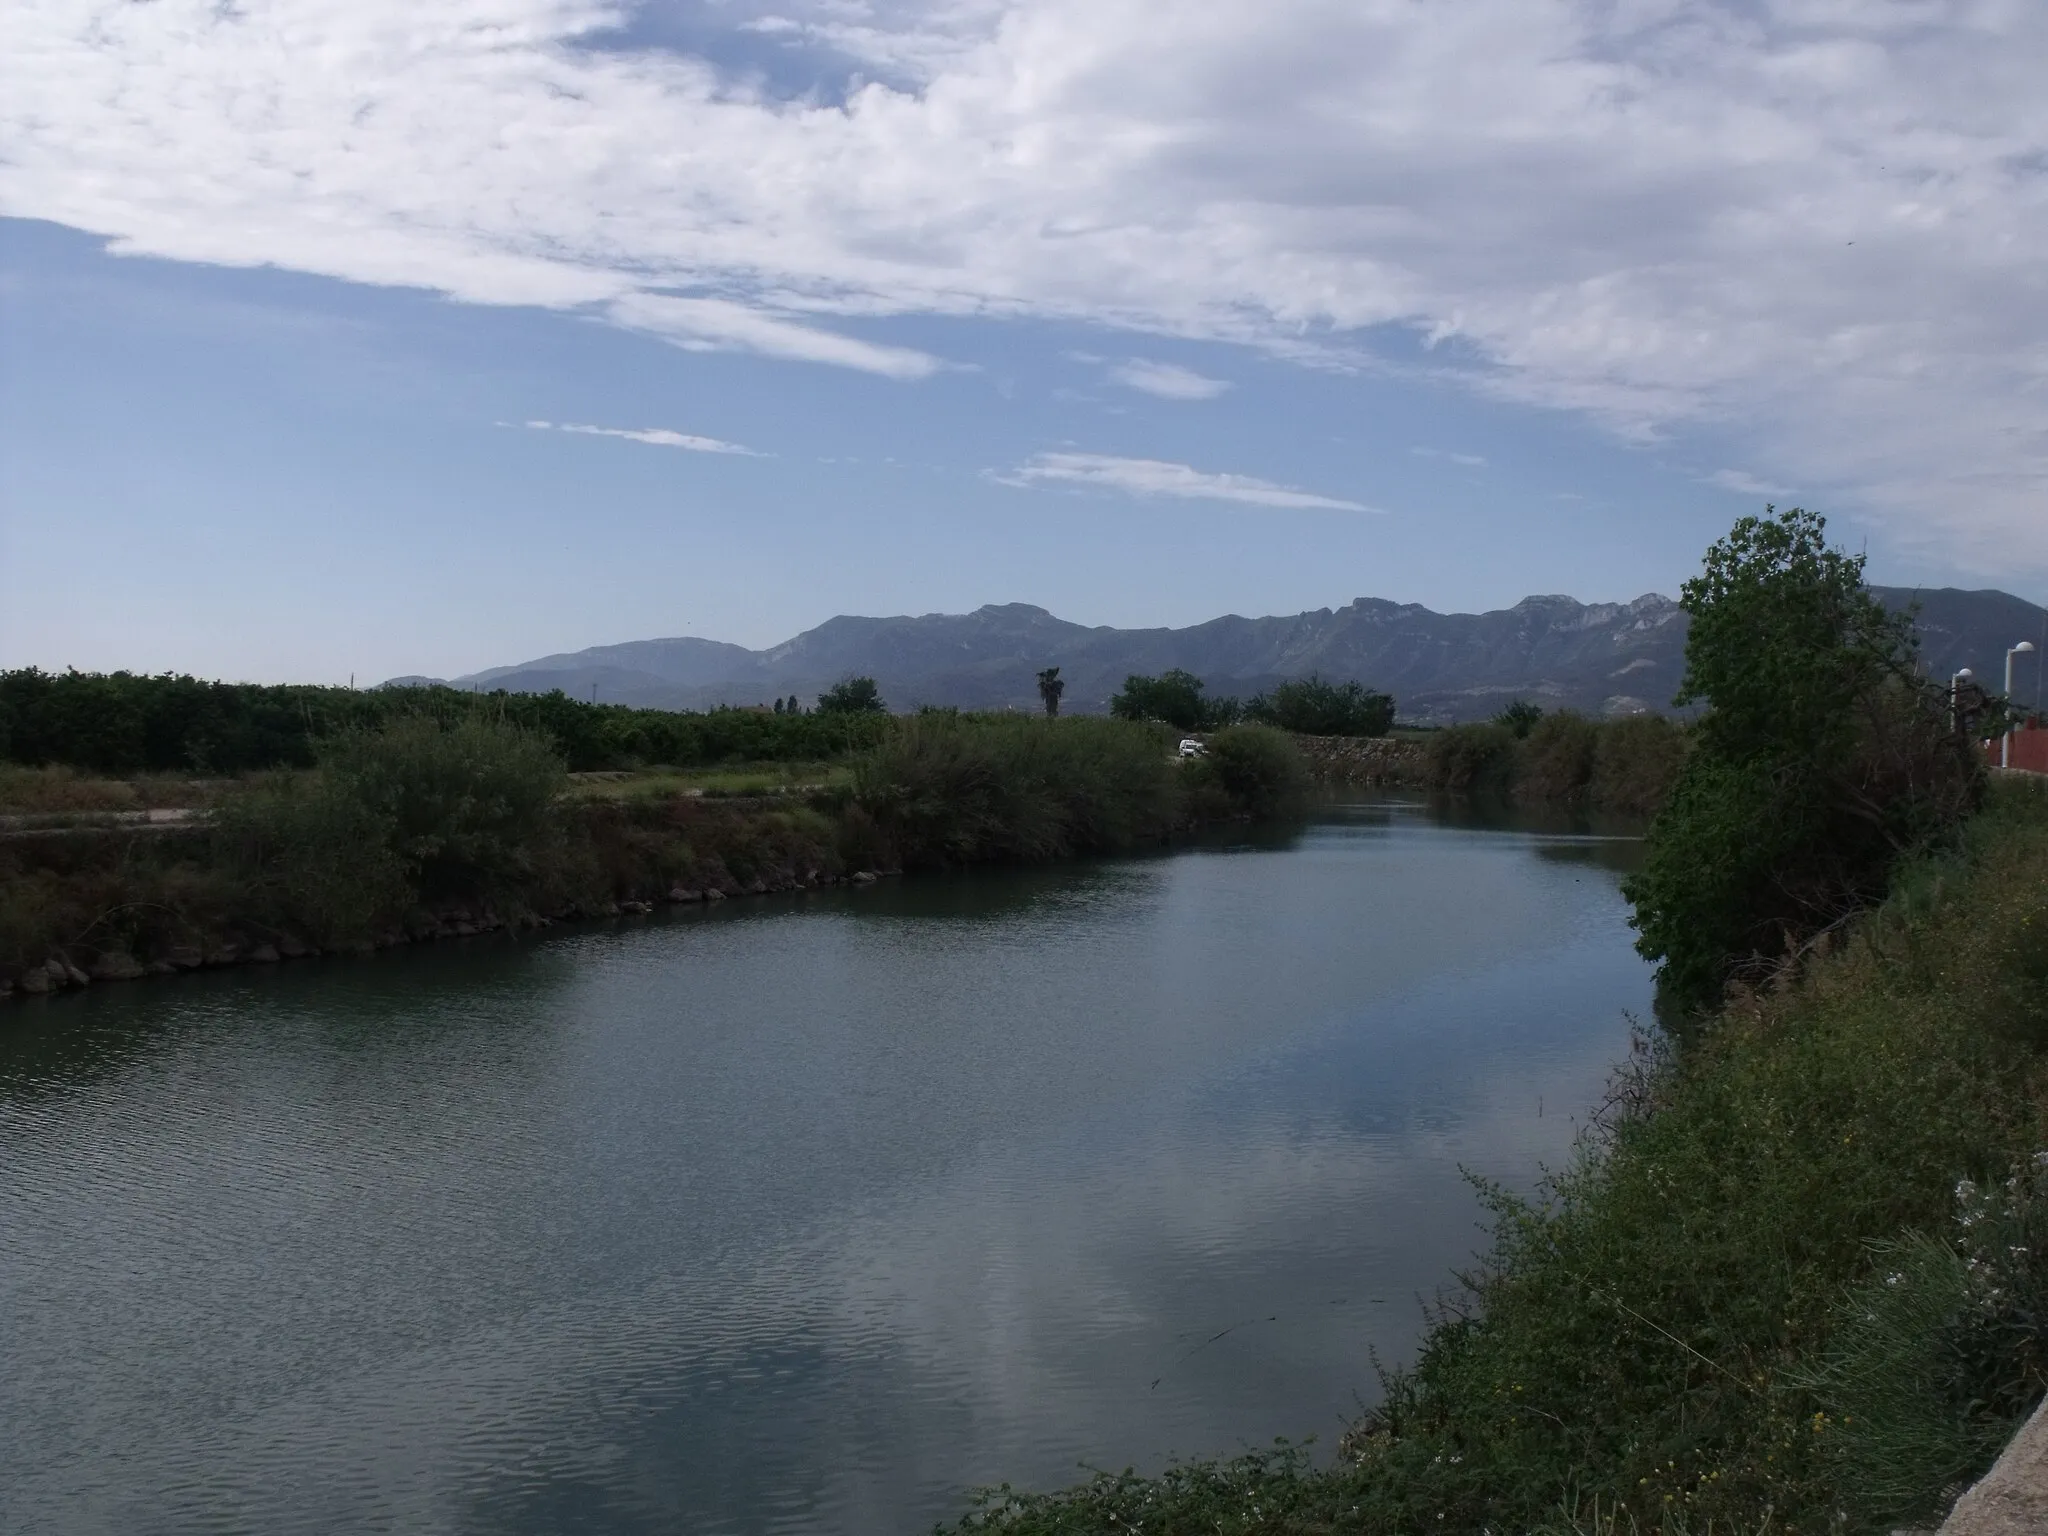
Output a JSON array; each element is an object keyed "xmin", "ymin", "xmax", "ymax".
[
  {"xmin": 1246, "ymin": 674, "xmax": 1396, "ymax": 736},
  {"xmin": 1623, "ymin": 507, "xmax": 1979, "ymax": 1013},
  {"xmin": 1493, "ymin": 699, "xmax": 1544, "ymax": 738},
  {"xmin": 817, "ymin": 676, "xmax": 887, "ymax": 715},
  {"xmin": 1035, "ymin": 667, "xmax": 1065, "ymax": 718},
  {"xmin": 1109, "ymin": 670, "xmax": 1239, "ymax": 731}
]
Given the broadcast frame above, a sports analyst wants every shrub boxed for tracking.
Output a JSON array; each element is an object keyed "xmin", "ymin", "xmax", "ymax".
[
  {"xmin": 1246, "ymin": 674, "xmax": 1396, "ymax": 736},
  {"xmin": 1589, "ymin": 714, "xmax": 1687, "ymax": 817},
  {"xmin": 1422, "ymin": 721, "xmax": 1518, "ymax": 793},
  {"xmin": 317, "ymin": 713, "xmax": 567, "ymax": 905},
  {"xmin": 1792, "ymin": 1164, "xmax": 2048, "ymax": 1534},
  {"xmin": 0, "ymin": 831, "xmax": 246, "ymax": 976},
  {"xmin": 555, "ymin": 796, "xmax": 845, "ymax": 905},
  {"xmin": 854, "ymin": 714, "xmax": 1180, "ymax": 867},
  {"xmin": 1188, "ymin": 724, "xmax": 1308, "ymax": 818},
  {"xmin": 1516, "ymin": 710, "xmax": 1600, "ymax": 801},
  {"xmin": 0, "ymin": 860, "xmax": 69, "ymax": 973},
  {"xmin": 1509, "ymin": 712, "xmax": 1688, "ymax": 813},
  {"xmin": 1494, "ymin": 699, "xmax": 1545, "ymax": 738},
  {"xmin": 213, "ymin": 773, "xmax": 410, "ymax": 943}
]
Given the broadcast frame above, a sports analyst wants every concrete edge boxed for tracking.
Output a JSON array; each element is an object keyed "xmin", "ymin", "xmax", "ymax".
[{"xmin": 1939, "ymin": 1394, "xmax": 2048, "ymax": 1535}]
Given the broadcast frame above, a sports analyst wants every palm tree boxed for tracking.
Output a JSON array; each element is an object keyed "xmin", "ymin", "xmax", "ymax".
[{"xmin": 1036, "ymin": 666, "xmax": 1066, "ymax": 718}]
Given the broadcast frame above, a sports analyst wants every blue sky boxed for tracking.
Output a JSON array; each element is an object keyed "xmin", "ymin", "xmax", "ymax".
[{"xmin": 4, "ymin": 1, "xmax": 2046, "ymax": 685}]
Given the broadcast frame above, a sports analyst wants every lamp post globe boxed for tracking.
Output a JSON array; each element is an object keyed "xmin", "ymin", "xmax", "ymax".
[{"xmin": 2005, "ymin": 643, "xmax": 2037, "ymax": 769}]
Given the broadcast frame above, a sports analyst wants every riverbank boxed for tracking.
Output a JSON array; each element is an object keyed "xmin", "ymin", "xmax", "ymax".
[
  {"xmin": 947, "ymin": 775, "xmax": 2048, "ymax": 1535},
  {"xmin": 0, "ymin": 715, "xmax": 1304, "ymax": 1003},
  {"xmin": 0, "ymin": 806, "xmax": 896, "ymax": 997}
]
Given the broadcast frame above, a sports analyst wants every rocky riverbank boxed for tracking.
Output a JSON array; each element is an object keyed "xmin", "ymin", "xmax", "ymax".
[
  {"xmin": 0, "ymin": 854, "xmax": 906, "ymax": 1002},
  {"xmin": 0, "ymin": 780, "xmax": 915, "ymax": 1004},
  {"xmin": 1289, "ymin": 733, "xmax": 1429, "ymax": 783}
]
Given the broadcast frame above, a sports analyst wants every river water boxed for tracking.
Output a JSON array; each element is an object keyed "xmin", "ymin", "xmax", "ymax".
[{"xmin": 0, "ymin": 795, "xmax": 1650, "ymax": 1535}]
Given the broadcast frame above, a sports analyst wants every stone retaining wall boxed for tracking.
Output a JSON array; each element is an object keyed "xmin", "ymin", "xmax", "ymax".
[{"xmin": 1290, "ymin": 734, "xmax": 1429, "ymax": 784}]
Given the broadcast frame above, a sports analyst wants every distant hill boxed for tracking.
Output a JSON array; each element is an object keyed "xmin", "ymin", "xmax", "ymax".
[{"xmin": 386, "ymin": 587, "xmax": 2048, "ymax": 723}]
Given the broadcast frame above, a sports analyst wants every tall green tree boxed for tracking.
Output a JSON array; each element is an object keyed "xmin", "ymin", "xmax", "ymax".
[
  {"xmin": 1035, "ymin": 666, "xmax": 1065, "ymax": 718},
  {"xmin": 816, "ymin": 676, "xmax": 887, "ymax": 715},
  {"xmin": 1109, "ymin": 670, "xmax": 1239, "ymax": 732},
  {"xmin": 1246, "ymin": 674, "xmax": 1396, "ymax": 736},
  {"xmin": 1624, "ymin": 507, "xmax": 1979, "ymax": 1013}
]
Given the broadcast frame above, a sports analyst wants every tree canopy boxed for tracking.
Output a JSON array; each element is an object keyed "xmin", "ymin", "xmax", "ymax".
[
  {"xmin": 1109, "ymin": 670, "xmax": 1240, "ymax": 732},
  {"xmin": 0, "ymin": 668, "xmax": 890, "ymax": 774},
  {"xmin": 1624, "ymin": 507, "xmax": 1980, "ymax": 1013},
  {"xmin": 1247, "ymin": 675, "xmax": 1396, "ymax": 736},
  {"xmin": 816, "ymin": 676, "xmax": 888, "ymax": 715}
]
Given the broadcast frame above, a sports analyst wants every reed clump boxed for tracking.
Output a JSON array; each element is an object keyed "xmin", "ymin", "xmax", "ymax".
[
  {"xmin": 852, "ymin": 714, "xmax": 1296, "ymax": 868},
  {"xmin": 1418, "ymin": 712, "xmax": 1687, "ymax": 812}
]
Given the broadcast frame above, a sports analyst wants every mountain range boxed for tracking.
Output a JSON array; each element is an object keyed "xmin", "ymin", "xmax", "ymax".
[{"xmin": 384, "ymin": 587, "xmax": 2048, "ymax": 722}]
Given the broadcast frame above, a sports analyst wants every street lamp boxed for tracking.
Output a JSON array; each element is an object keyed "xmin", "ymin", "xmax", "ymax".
[
  {"xmin": 2005, "ymin": 643, "xmax": 2037, "ymax": 769},
  {"xmin": 1951, "ymin": 668, "xmax": 1974, "ymax": 734}
]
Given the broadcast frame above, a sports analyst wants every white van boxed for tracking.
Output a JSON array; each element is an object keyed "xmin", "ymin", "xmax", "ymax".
[{"xmin": 1177, "ymin": 738, "xmax": 1206, "ymax": 758}]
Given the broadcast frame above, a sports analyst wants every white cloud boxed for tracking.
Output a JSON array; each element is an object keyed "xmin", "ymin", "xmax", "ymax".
[
  {"xmin": 607, "ymin": 294, "xmax": 942, "ymax": 380},
  {"xmin": 1007, "ymin": 452, "xmax": 1373, "ymax": 511},
  {"xmin": 5, "ymin": 0, "xmax": 2048, "ymax": 572},
  {"xmin": 525, "ymin": 420, "xmax": 761, "ymax": 455},
  {"xmin": 1107, "ymin": 359, "xmax": 1230, "ymax": 400},
  {"xmin": 1706, "ymin": 468, "xmax": 1793, "ymax": 499},
  {"xmin": 1412, "ymin": 446, "xmax": 1488, "ymax": 468}
]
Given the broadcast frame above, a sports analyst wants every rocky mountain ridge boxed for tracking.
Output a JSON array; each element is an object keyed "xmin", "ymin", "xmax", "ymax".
[{"xmin": 386, "ymin": 587, "xmax": 2048, "ymax": 722}]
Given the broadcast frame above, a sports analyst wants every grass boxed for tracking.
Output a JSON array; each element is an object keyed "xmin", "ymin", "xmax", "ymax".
[
  {"xmin": 562, "ymin": 760, "xmax": 855, "ymax": 800},
  {"xmin": 0, "ymin": 758, "xmax": 855, "ymax": 821},
  {"xmin": 0, "ymin": 764, "xmax": 226, "ymax": 816},
  {"xmin": 940, "ymin": 777, "xmax": 2048, "ymax": 1536}
]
